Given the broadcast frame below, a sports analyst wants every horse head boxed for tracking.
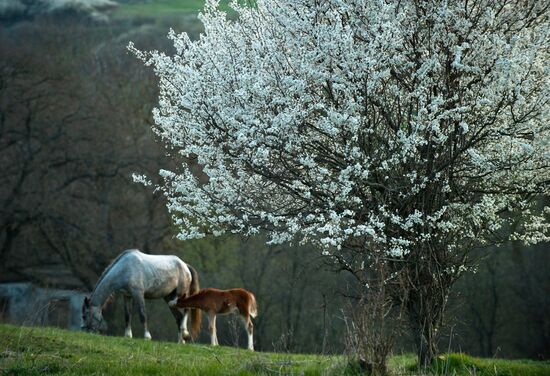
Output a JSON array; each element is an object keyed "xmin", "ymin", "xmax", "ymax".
[{"xmin": 81, "ymin": 296, "xmax": 107, "ymax": 332}]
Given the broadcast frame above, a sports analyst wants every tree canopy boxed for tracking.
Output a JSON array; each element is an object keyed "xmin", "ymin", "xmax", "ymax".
[
  {"xmin": 133, "ymin": 0, "xmax": 549, "ymax": 254},
  {"xmin": 132, "ymin": 0, "xmax": 550, "ymax": 366}
]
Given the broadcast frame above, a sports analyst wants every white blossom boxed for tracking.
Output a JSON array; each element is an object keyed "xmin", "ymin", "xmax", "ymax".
[{"xmin": 131, "ymin": 0, "xmax": 550, "ymax": 264}]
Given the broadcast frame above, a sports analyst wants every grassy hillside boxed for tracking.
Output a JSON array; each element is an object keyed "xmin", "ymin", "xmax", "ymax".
[
  {"xmin": 0, "ymin": 324, "xmax": 346, "ymax": 375},
  {"xmin": 431, "ymin": 353, "xmax": 550, "ymax": 376},
  {"xmin": 112, "ymin": 0, "xmax": 232, "ymax": 18},
  {"xmin": 1, "ymin": 324, "xmax": 549, "ymax": 375}
]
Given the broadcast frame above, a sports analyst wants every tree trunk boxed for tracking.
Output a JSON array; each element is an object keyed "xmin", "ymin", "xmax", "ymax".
[
  {"xmin": 406, "ymin": 287, "xmax": 447, "ymax": 368},
  {"xmin": 411, "ymin": 318, "xmax": 438, "ymax": 368}
]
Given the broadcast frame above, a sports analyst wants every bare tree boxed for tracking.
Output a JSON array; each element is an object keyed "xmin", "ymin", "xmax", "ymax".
[{"xmin": 0, "ymin": 17, "xmax": 177, "ymax": 288}]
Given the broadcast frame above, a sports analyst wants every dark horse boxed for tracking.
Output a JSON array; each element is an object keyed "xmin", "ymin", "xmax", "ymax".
[{"xmin": 82, "ymin": 249, "xmax": 201, "ymax": 343}]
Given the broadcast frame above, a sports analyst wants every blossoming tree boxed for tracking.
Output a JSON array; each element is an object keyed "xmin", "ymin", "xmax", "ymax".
[{"xmin": 132, "ymin": 0, "xmax": 550, "ymax": 365}]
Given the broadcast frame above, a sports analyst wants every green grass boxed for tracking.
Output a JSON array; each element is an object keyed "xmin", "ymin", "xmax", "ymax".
[
  {"xmin": 1, "ymin": 324, "xmax": 549, "ymax": 375},
  {"xmin": 0, "ymin": 324, "xmax": 343, "ymax": 375},
  {"xmin": 431, "ymin": 353, "xmax": 550, "ymax": 376},
  {"xmin": 111, "ymin": 0, "xmax": 233, "ymax": 18}
]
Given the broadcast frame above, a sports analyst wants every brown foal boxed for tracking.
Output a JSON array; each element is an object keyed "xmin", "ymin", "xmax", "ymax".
[{"xmin": 169, "ymin": 288, "xmax": 257, "ymax": 350}]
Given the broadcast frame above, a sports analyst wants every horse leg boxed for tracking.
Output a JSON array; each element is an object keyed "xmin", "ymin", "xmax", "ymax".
[
  {"xmin": 242, "ymin": 314, "xmax": 254, "ymax": 351},
  {"xmin": 133, "ymin": 292, "xmax": 151, "ymax": 340},
  {"xmin": 124, "ymin": 295, "xmax": 133, "ymax": 338},
  {"xmin": 207, "ymin": 311, "xmax": 218, "ymax": 346}
]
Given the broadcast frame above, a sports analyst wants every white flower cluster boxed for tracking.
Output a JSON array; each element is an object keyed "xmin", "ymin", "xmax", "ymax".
[{"xmin": 131, "ymin": 0, "xmax": 550, "ymax": 261}]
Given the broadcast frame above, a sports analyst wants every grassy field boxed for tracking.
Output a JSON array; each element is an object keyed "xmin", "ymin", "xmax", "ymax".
[
  {"xmin": 430, "ymin": 353, "xmax": 550, "ymax": 376},
  {"xmin": 0, "ymin": 324, "xmax": 348, "ymax": 375},
  {"xmin": 111, "ymin": 0, "xmax": 232, "ymax": 18},
  {"xmin": 1, "ymin": 324, "xmax": 549, "ymax": 375}
]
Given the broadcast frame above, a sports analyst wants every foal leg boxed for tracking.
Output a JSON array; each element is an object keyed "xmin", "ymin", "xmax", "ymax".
[
  {"xmin": 133, "ymin": 292, "xmax": 151, "ymax": 340},
  {"xmin": 123, "ymin": 295, "xmax": 133, "ymax": 338},
  {"xmin": 207, "ymin": 311, "xmax": 218, "ymax": 346},
  {"xmin": 242, "ymin": 314, "xmax": 254, "ymax": 351},
  {"xmin": 164, "ymin": 294, "xmax": 187, "ymax": 343}
]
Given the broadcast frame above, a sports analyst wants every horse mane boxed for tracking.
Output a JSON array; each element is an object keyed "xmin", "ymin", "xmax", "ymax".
[{"xmin": 91, "ymin": 249, "xmax": 136, "ymax": 296}]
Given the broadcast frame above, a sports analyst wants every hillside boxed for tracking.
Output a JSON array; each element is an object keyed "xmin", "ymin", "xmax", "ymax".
[
  {"xmin": 0, "ymin": 324, "xmax": 346, "ymax": 375},
  {"xmin": 0, "ymin": 0, "xmax": 213, "ymax": 23},
  {"xmin": 112, "ymin": 0, "xmax": 216, "ymax": 17},
  {"xmin": 1, "ymin": 324, "xmax": 550, "ymax": 375}
]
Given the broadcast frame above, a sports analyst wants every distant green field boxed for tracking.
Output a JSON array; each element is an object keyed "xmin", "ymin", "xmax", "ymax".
[
  {"xmin": 112, "ymin": 0, "xmax": 232, "ymax": 18},
  {"xmin": 1, "ymin": 324, "xmax": 549, "ymax": 375}
]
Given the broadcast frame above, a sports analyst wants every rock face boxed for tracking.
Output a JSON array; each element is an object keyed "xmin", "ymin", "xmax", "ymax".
[{"xmin": 0, "ymin": 0, "xmax": 118, "ymax": 23}]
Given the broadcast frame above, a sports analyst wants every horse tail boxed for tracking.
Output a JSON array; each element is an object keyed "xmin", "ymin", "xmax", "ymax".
[
  {"xmin": 188, "ymin": 264, "xmax": 202, "ymax": 339},
  {"xmin": 249, "ymin": 293, "xmax": 258, "ymax": 319},
  {"xmin": 188, "ymin": 264, "xmax": 200, "ymax": 296}
]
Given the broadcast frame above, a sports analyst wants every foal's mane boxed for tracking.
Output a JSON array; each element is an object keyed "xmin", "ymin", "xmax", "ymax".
[{"xmin": 91, "ymin": 249, "xmax": 136, "ymax": 295}]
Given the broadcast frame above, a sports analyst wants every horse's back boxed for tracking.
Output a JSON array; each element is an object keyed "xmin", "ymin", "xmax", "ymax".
[
  {"xmin": 117, "ymin": 250, "xmax": 190, "ymax": 298},
  {"xmin": 201, "ymin": 288, "xmax": 250, "ymax": 300},
  {"xmin": 189, "ymin": 288, "xmax": 256, "ymax": 316},
  {"xmin": 229, "ymin": 288, "xmax": 254, "ymax": 299},
  {"xmin": 227, "ymin": 288, "xmax": 255, "ymax": 310}
]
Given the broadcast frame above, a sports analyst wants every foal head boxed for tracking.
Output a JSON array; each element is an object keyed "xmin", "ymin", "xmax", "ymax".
[{"xmin": 81, "ymin": 297, "xmax": 107, "ymax": 332}]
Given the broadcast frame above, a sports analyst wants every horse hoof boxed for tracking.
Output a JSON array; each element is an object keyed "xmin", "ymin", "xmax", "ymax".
[{"xmin": 144, "ymin": 332, "xmax": 152, "ymax": 340}]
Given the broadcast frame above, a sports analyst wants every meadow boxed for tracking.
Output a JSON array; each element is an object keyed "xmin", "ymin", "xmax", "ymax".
[
  {"xmin": 1, "ymin": 324, "xmax": 549, "ymax": 375},
  {"xmin": 112, "ymin": 0, "xmax": 233, "ymax": 18}
]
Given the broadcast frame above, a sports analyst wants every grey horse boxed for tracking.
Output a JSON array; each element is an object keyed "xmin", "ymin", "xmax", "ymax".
[{"xmin": 81, "ymin": 249, "xmax": 201, "ymax": 342}]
